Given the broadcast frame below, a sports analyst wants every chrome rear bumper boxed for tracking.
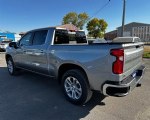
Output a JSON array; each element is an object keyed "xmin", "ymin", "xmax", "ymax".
[{"xmin": 102, "ymin": 65, "xmax": 146, "ymax": 96}]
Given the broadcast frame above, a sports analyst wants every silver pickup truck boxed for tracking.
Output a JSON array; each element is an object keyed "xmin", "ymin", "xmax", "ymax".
[{"xmin": 5, "ymin": 27, "xmax": 145, "ymax": 105}]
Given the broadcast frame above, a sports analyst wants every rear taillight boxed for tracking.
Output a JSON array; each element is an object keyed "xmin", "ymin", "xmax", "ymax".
[{"xmin": 110, "ymin": 49, "xmax": 124, "ymax": 74}]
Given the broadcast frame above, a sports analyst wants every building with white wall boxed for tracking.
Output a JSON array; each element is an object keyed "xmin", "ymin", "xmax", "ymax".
[
  {"xmin": 132, "ymin": 26, "xmax": 150, "ymax": 42},
  {"xmin": 105, "ymin": 22, "xmax": 150, "ymax": 41},
  {"xmin": 14, "ymin": 34, "xmax": 21, "ymax": 42}
]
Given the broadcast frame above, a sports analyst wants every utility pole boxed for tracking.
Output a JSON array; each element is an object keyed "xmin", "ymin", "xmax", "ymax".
[{"xmin": 121, "ymin": 0, "xmax": 126, "ymax": 37}]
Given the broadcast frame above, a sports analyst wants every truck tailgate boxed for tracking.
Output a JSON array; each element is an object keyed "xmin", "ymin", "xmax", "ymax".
[{"xmin": 123, "ymin": 42, "xmax": 144, "ymax": 73}]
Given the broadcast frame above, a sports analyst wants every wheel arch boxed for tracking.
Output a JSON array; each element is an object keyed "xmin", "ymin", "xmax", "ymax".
[{"xmin": 58, "ymin": 63, "xmax": 89, "ymax": 86}]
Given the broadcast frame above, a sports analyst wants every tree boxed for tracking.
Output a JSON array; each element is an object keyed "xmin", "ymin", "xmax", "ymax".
[
  {"xmin": 77, "ymin": 13, "xmax": 89, "ymax": 29},
  {"xmin": 62, "ymin": 12, "xmax": 89, "ymax": 29},
  {"xmin": 86, "ymin": 18, "xmax": 108, "ymax": 38}
]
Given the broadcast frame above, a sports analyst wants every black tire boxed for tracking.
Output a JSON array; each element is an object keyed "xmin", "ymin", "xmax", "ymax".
[
  {"xmin": 6, "ymin": 57, "xmax": 17, "ymax": 75},
  {"xmin": 61, "ymin": 69, "xmax": 93, "ymax": 105}
]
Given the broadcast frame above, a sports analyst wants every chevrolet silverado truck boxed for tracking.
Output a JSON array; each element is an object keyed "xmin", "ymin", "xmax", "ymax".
[{"xmin": 5, "ymin": 27, "xmax": 145, "ymax": 105}]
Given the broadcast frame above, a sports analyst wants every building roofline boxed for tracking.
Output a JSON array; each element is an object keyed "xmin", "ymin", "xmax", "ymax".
[{"xmin": 117, "ymin": 22, "xmax": 150, "ymax": 29}]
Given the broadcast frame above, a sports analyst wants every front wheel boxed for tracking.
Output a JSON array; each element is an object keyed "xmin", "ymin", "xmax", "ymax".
[
  {"xmin": 61, "ymin": 69, "xmax": 93, "ymax": 105},
  {"xmin": 6, "ymin": 57, "xmax": 17, "ymax": 75}
]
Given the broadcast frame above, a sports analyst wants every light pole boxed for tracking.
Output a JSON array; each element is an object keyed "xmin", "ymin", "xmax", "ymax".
[{"xmin": 121, "ymin": 0, "xmax": 126, "ymax": 37}]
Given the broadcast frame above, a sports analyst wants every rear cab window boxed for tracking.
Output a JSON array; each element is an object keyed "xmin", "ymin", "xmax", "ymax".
[{"xmin": 53, "ymin": 29, "xmax": 87, "ymax": 45}]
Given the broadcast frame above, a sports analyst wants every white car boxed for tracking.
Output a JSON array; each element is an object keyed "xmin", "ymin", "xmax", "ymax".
[{"xmin": 0, "ymin": 40, "xmax": 12, "ymax": 51}]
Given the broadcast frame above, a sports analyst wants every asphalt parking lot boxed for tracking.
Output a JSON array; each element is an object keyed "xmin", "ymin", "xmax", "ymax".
[{"xmin": 0, "ymin": 53, "xmax": 150, "ymax": 120}]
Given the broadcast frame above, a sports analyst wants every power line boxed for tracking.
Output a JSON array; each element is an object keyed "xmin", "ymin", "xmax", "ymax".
[{"xmin": 86, "ymin": 0, "xmax": 111, "ymax": 23}]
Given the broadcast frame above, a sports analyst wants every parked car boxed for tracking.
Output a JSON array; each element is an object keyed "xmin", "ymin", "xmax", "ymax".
[
  {"xmin": 5, "ymin": 27, "xmax": 145, "ymax": 105},
  {"xmin": 0, "ymin": 39, "xmax": 12, "ymax": 51}
]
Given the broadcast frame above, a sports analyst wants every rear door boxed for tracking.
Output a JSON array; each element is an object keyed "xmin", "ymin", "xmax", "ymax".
[{"xmin": 24, "ymin": 30, "xmax": 49, "ymax": 75}]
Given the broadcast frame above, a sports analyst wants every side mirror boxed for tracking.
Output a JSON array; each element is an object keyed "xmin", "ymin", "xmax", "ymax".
[{"xmin": 9, "ymin": 42, "xmax": 18, "ymax": 49}]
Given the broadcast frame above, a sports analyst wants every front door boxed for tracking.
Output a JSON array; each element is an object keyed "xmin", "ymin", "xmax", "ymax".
[{"xmin": 14, "ymin": 32, "xmax": 33, "ymax": 69}]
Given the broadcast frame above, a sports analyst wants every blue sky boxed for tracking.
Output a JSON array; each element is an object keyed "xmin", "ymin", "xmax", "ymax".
[{"xmin": 0, "ymin": 0, "xmax": 150, "ymax": 33}]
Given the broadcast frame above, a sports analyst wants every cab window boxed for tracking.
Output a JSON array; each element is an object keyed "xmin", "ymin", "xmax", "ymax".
[
  {"xmin": 32, "ymin": 30, "xmax": 48, "ymax": 45},
  {"xmin": 19, "ymin": 32, "xmax": 33, "ymax": 46}
]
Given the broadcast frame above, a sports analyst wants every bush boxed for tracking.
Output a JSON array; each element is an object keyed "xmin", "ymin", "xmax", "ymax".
[{"xmin": 143, "ymin": 52, "xmax": 150, "ymax": 58}]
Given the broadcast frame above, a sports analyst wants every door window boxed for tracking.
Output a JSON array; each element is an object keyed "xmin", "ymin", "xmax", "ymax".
[
  {"xmin": 19, "ymin": 32, "xmax": 33, "ymax": 46},
  {"xmin": 32, "ymin": 30, "xmax": 48, "ymax": 45}
]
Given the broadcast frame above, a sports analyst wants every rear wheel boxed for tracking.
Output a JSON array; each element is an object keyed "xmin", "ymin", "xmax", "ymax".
[
  {"xmin": 61, "ymin": 69, "xmax": 92, "ymax": 105},
  {"xmin": 6, "ymin": 57, "xmax": 17, "ymax": 75}
]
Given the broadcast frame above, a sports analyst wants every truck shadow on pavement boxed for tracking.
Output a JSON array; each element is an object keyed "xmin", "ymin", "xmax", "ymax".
[{"xmin": 0, "ymin": 67, "xmax": 106, "ymax": 120}]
